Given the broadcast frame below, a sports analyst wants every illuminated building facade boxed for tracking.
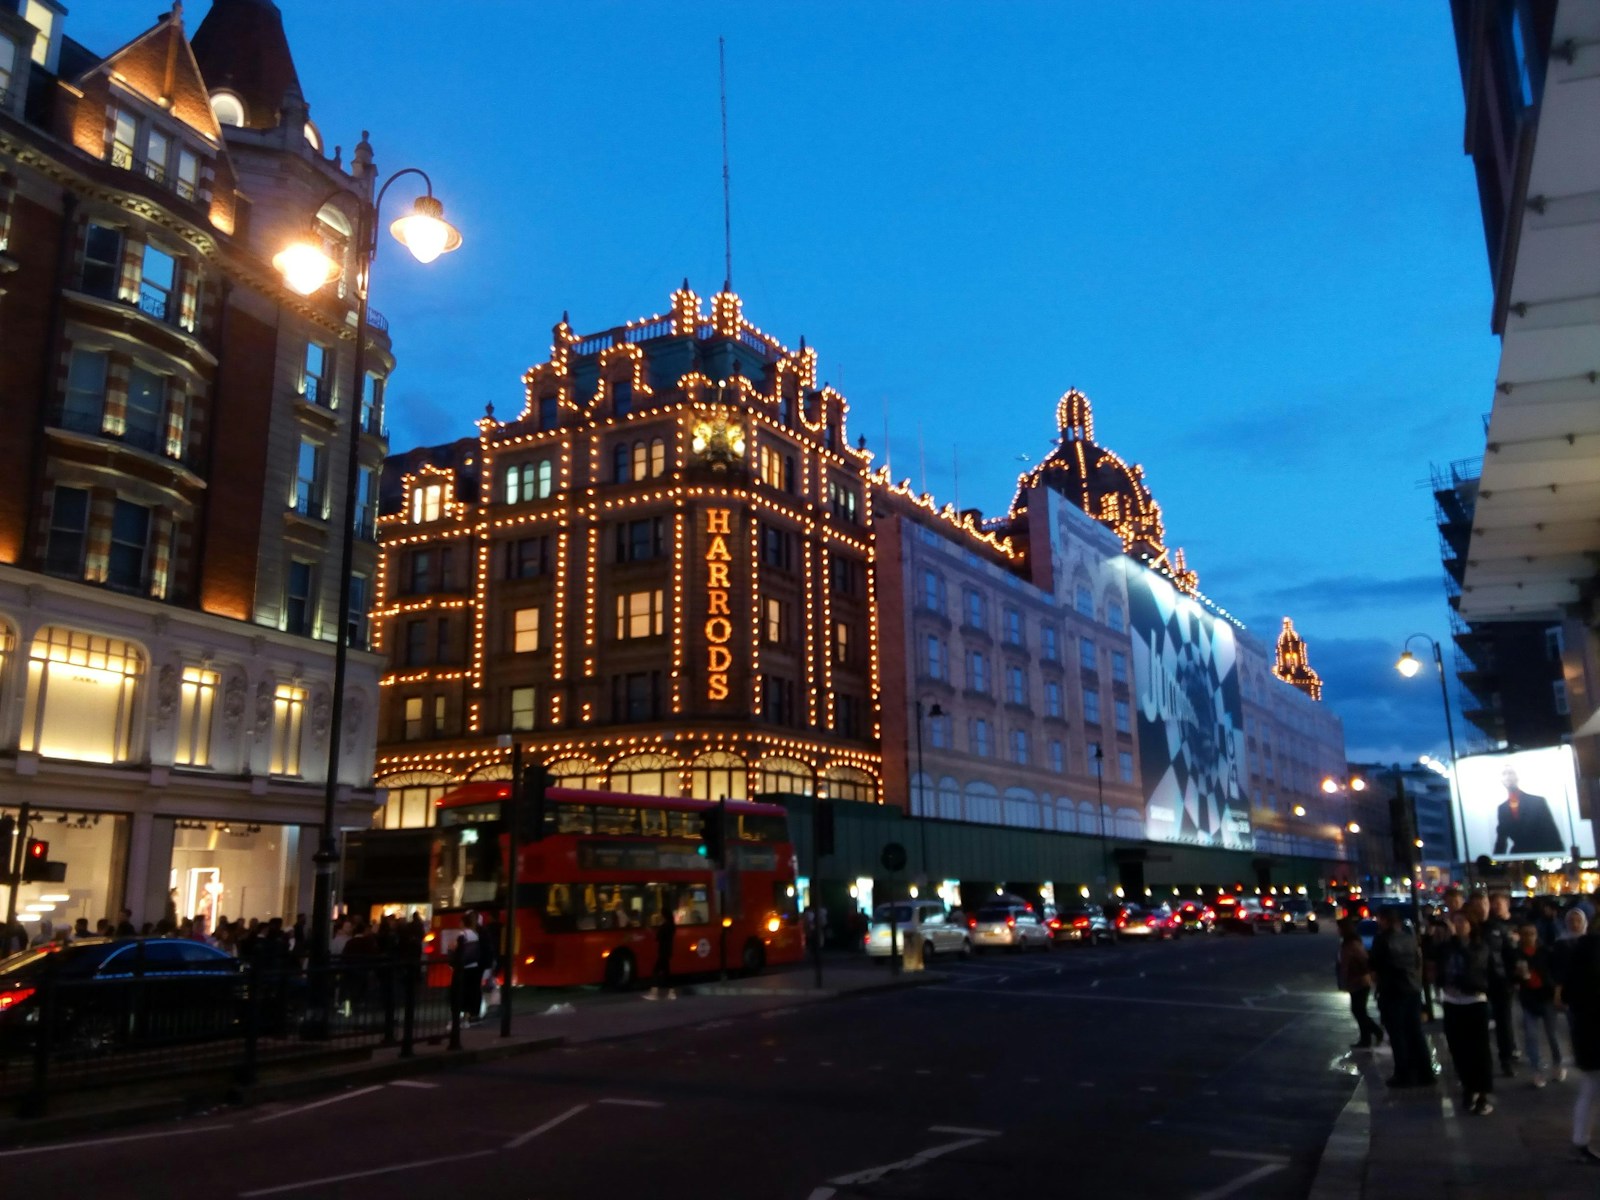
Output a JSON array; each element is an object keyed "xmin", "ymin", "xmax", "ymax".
[
  {"xmin": 0, "ymin": 1, "xmax": 385, "ymax": 932},
  {"xmin": 373, "ymin": 284, "xmax": 880, "ymax": 823}
]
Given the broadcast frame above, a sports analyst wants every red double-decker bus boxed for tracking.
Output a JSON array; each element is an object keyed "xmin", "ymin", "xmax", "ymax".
[{"xmin": 418, "ymin": 782, "xmax": 804, "ymax": 988}]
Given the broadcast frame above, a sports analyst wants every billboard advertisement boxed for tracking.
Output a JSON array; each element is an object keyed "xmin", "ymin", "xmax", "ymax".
[
  {"xmin": 1454, "ymin": 746, "xmax": 1593, "ymax": 863},
  {"xmin": 1123, "ymin": 562, "xmax": 1251, "ymax": 849}
]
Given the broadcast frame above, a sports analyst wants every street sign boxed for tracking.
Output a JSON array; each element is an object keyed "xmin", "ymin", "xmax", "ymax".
[{"xmin": 880, "ymin": 842, "xmax": 907, "ymax": 873}]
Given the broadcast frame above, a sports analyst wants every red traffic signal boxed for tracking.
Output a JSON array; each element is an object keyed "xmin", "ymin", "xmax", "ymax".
[
  {"xmin": 26, "ymin": 838, "xmax": 47, "ymax": 861},
  {"xmin": 22, "ymin": 839, "xmax": 64, "ymax": 884}
]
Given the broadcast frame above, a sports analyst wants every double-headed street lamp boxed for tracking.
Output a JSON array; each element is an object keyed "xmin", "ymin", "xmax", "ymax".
[
  {"xmin": 274, "ymin": 166, "xmax": 461, "ymax": 984},
  {"xmin": 1396, "ymin": 634, "xmax": 1471, "ymax": 881},
  {"xmin": 912, "ymin": 700, "xmax": 944, "ymax": 893}
]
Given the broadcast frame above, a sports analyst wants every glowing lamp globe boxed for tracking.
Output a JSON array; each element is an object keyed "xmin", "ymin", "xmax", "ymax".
[
  {"xmin": 1395, "ymin": 651, "xmax": 1422, "ymax": 678},
  {"xmin": 1321, "ymin": 778, "xmax": 1339, "ymax": 794},
  {"xmin": 1350, "ymin": 778, "xmax": 1366, "ymax": 792},
  {"xmin": 1347, "ymin": 822, "xmax": 1361, "ymax": 834},
  {"xmin": 390, "ymin": 195, "xmax": 462, "ymax": 264},
  {"xmin": 273, "ymin": 240, "xmax": 340, "ymax": 296}
]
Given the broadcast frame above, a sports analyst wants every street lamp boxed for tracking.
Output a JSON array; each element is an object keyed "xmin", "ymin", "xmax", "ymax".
[
  {"xmin": 1092, "ymin": 742, "xmax": 1110, "ymax": 895},
  {"xmin": 1396, "ymin": 633, "xmax": 1471, "ymax": 880},
  {"xmin": 275, "ymin": 166, "xmax": 461, "ymax": 991},
  {"xmin": 912, "ymin": 700, "xmax": 944, "ymax": 894}
]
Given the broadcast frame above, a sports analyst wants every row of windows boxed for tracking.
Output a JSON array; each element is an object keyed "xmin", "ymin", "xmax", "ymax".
[
  {"xmin": 923, "ymin": 713, "xmax": 1136, "ymax": 779},
  {"xmin": 921, "ymin": 570, "xmax": 1123, "ymax": 649},
  {"xmin": 63, "ymin": 345, "xmax": 186, "ymax": 461},
  {"xmin": 926, "ymin": 637, "xmax": 1127, "ymax": 711}
]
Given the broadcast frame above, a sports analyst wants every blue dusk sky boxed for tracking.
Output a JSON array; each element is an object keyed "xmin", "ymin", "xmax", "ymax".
[{"xmin": 77, "ymin": 2, "xmax": 1500, "ymax": 764}]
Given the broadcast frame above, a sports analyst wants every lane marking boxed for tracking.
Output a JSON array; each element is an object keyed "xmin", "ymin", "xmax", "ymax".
[
  {"xmin": 239, "ymin": 1150, "xmax": 495, "ymax": 1197},
  {"xmin": 251, "ymin": 1084, "xmax": 385, "ymax": 1124},
  {"xmin": 0, "ymin": 1123, "xmax": 233, "ymax": 1158},
  {"xmin": 390, "ymin": 1080, "xmax": 438, "ymax": 1089},
  {"xmin": 1190, "ymin": 1161, "xmax": 1286, "ymax": 1200},
  {"xmin": 923, "ymin": 986, "xmax": 1317, "ymax": 1016},
  {"xmin": 1211, "ymin": 1150, "xmax": 1291, "ymax": 1164},
  {"xmin": 505, "ymin": 1103, "xmax": 588, "ymax": 1150},
  {"xmin": 929, "ymin": 1124, "xmax": 1002, "ymax": 1137},
  {"xmin": 807, "ymin": 1190, "xmax": 837, "ymax": 1200},
  {"xmin": 829, "ymin": 1136, "xmax": 988, "ymax": 1187},
  {"xmin": 599, "ymin": 1098, "xmax": 665, "ymax": 1109}
]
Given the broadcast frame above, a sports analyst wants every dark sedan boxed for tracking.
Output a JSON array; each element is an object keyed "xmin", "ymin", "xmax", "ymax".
[
  {"xmin": 1050, "ymin": 904, "xmax": 1115, "ymax": 945},
  {"xmin": 0, "ymin": 938, "xmax": 245, "ymax": 1054},
  {"xmin": 1173, "ymin": 900, "xmax": 1216, "ymax": 934}
]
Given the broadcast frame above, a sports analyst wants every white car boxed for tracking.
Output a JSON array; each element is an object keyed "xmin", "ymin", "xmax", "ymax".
[
  {"xmin": 970, "ymin": 904, "xmax": 1052, "ymax": 952},
  {"xmin": 865, "ymin": 901, "xmax": 973, "ymax": 963}
]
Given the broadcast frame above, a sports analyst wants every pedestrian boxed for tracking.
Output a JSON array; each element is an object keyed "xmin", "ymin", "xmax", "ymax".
[
  {"xmin": 1476, "ymin": 892, "xmax": 1519, "ymax": 1077},
  {"xmin": 643, "ymin": 893, "xmax": 678, "ymax": 1001},
  {"xmin": 115, "ymin": 908, "xmax": 136, "ymax": 936},
  {"xmin": 1514, "ymin": 920, "xmax": 1564, "ymax": 1087},
  {"xmin": 449, "ymin": 912, "xmax": 483, "ymax": 1024},
  {"xmin": 1337, "ymin": 918, "xmax": 1384, "ymax": 1049},
  {"xmin": 1370, "ymin": 907, "xmax": 1432, "ymax": 1088},
  {"xmin": 1563, "ymin": 911, "xmax": 1600, "ymax": 1162},
  {"xmin": 1437, "ymin": 911, "xmax": 1496, "ymax": 1115}
]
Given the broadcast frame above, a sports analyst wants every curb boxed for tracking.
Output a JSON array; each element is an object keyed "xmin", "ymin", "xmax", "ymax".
[{"xmin": 1306, "ymin": 1074, "xmax": 1370, "ymax": 1200}]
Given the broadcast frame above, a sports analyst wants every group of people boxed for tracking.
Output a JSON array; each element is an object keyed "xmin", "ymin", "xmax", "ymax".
[{"xmin": 1338, "ymin": 887, "xmax": 1600, "ymax": 1155}]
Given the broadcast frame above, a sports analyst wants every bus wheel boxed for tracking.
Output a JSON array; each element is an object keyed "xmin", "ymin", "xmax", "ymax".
[
  {"xmin": 741, "ymin": 939, "xmax": 766, "ymax": 976},
  {"xmin": 604, "ymin": 949, "xmax": 636, "ymax": 991}
]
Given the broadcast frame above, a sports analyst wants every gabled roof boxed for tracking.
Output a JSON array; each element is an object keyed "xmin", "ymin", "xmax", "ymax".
[
  {"xmin": 190, "ymin": 0, "xmax": 302, "ymax": 132},
  {"xmin": 74, "ymin": 6, "xmax": 223, "ymax": 144}
]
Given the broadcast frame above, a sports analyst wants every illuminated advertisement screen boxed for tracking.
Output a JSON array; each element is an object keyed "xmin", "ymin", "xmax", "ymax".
[
  {"xmin": 1455, "ymin": 746, "xmax": 1593, "ymax": 863},
  {"xmin": 1123, "ymin": 563, "xmax": 1251, "ymax": 849}
]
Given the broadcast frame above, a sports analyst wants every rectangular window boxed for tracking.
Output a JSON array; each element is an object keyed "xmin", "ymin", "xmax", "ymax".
[
  {"xmin": 436, "ymin": 617, "xmax": 450, "ymax": 663},
  {"xmin": 1045, "ymin": 681, "xmax": 1062, "ymax": 718},
  {"xmin": 1041, "ymin": 626, "xmax": 1058, "ymax": 661},
  {"xmin": 1112, "ymin": 651, "xmax": 1127, "ymax": 684},
  {"xmin": 1079, "ymin": 637, "xmax": 1097, "ymax": 672},
  {"xmin": 44, "ymin": 487, "xmax": 90, "ymax": 577},
  {"xmin": 1084, "ymin": 687, "xmax": 1101, "ymax": 726},
  {"xmin": 922, "ymin": 570, "xmax": 942, "ymax": 612},
  {"xmin": 1050, "ymin": 740, "xmax": 1065, "ymax": 773},
  {"xmin": 112, "ymin": 109, "xmax": 137, "ymax": 169},
  {"xmin": 509, "ymin": 686, "xmax": 536, "ymax": 730},
  {"xmin": 766, "ymin": 598, "xmax": 784, "ymax": 644},
  {"xmin": 304, "ymin": 343, "xmax": 328, "ymax": 406},
  {"xmin": 762, "ymin": 675, "xmax": 796, "ymax": 726},
  {"xmin": 616, "ymin": 517, "xmax": 665, "ymax": 563},
  {"xmin": 1555, "ymin": 680, "xmax": 1570, "ymax": 717},
  {"xmin": 355, "ymin": 467, "xmax": 377, "ymax": 538},
  {"xmin": 1075, "ymin": 586, "xmax": 1094, "ymax": 618},
  {"xmin": 0, "ymin": 37, "xmax": 14, "ymax": 99},
  {"xmin": 834, "ymin": 621, "xmax": 850, "ymax": 665},
  {"xmin": 830, "ymin": 557, "xmax": 857, "ymax": 596},
  {"xmin": 433, "ymin": 695, "xmax": 447, "ymax": 733},
  {"xmin": 1011, "ymin": 729, "xmax": 1029, "ymax": 765},
  {"xmin": 511, "ymin": 536, "xmax": 549, "ymax": 578},
  {"xmin": 82, "ymin": 224, "xmax": 122, "ymax": 299},
  {"xmin": 404, "ymin": 619, "xmax": 427, "ymax": 667},
  {"xmin": 361, "ymin": 372, "xmax": 383, "ymax": 432},
  {"xmin": 1007, "ymin": 665, "xmax": 1026, "ymax": 705},
  {"xmin": 145, "ymin": 128, "xmax": 170, "ymax": 184},
  {"xmin": 514, "ymin": 606, "xmax": 541, "ymax": 652},
  {"xmin": 285, "ymin": 561, "xmax": 315, "ymax": 636},
  {"xmin": 124, "ymin": 366, "xmax": 165, "ymax": 453},
  {"xmin": 294, "ymin": 439, "xmax": 325, "ymax": 517},
  {"xmin": 971, "ymin": 719, "xmax": 991, "ymax": 758},
  {"xmin": 538, "ymin": 395, "xmax": 558, "ymax": 430},
  {"xmin": 347, "ymin": 574, "xmax": 369, "ymax": 649},
  {"xmin": 403, "ymin": 696, "xmax": 424, "ymax": 740},
  {"xmin": 63, "ymin": 348, "xmax": 108, "ymax": 432},
  {"xmin": 1004, "ymin": 608, "xmax": 1022, "ymax": 645},
  {"xmin": 926, "ymin": 635, "xmax": 945, "ymax": 680},
  {"xmin": 269, "ymin": 684, "xmax": 305, "ymax": 776},
  {"xmin": 407, "ymin": 549, "xmax": 433, "ymax": 595},
  {"xmin": 175, "ymin": 147, "xmax": 198, "ymax": 201},
  {"xmin": 1115, "ymin": 698, "xmax": 1131, "ymax": 734},
  {"xmin": 1118, "ymin": 751, "xmax": 1134, "ymax": 784},
  {"xmin": 615, "ymin": 589, "xmax": 666, "ymax": 639},
  {"xmin": 138, "ymin": 243, "xmax": 176, "ymax": 322},
  {"xmin": 967, "ymin": 650, "xmax": 988, "ymax": 693},
  {"xmin": 760, "ymin": 525, "xmax": 791, "ymax": 570},
  {"xmin": 410, "ymin": 484, "xmax": 443, "ymax": 523},
  {"xmin": 613, "ymin": 672, "xmax": 661, "ymax": 722},
  {"xmin": 964, "ymin": 589, "xmax": 984, "ymax": 630},
  {"xmin": 828, "ymin": 479, "xmax": 859, "ymax": 523},
  {"xmin": 173, "ymin": 666, "xmax": 219, "ymax": 767},
  {"xmin": 833, "ymin": 694, "xmax": 860, "ymax": 737},
  {"xmin": 1107, "ymin": 603, "xmax": 1125, "ymax": 633},
  {"xmin": 930, "ymin": 714, "xmax": 950, "ymax": 750},
  {"xmin": 106, "ymin": 500, "xmax": 150, "ymax": 591}
]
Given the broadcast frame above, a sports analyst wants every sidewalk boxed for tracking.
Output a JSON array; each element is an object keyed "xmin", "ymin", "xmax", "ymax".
[
  {"xmin": 0, "ymin": 956, "xmax": 931, "ymax": 1148},
  {"xmin": 1313, "ymin": 1014, "xmax": 1599, "ymax": 1200}
]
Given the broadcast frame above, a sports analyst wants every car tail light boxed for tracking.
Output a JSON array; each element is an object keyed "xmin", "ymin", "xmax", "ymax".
[
  {"xmin": 1116, "ymin": 917, "xmax": 1127, "ymax": 928},
  {"xmin": 1006, "ymin": 917, "xmax": 1016, "ymax": 928},
  {"xmin": 1048, "ymin": 918, "xmax": 1062, "ymax": 929},
  {"xmin": 1073, "ymin": 917, "xmax": 1090, "ymax": 929},
  {"xmin": 967, "ymin": 917, "xmax": 977, "ymax": 929},
  {"xmin": 0, "ymin": 987, "xmax": 35, "ymax": 1012}
]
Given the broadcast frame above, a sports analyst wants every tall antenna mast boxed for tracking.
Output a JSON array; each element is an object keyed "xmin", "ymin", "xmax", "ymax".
[{"xmin": 719, "ymin": 36, "xmax": 733, "ymax": 291}]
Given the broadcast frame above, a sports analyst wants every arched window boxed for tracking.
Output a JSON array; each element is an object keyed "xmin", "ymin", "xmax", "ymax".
[
  {"xmin": 613, "ymin": 444, "xmax": 629, "ymax": 483},
  {"xmin": 755, "ymin": 755, "xmax": 812, "ymax": 798},
  {"xmin": 609, "ymin": 752, "xmax": 680, "ymax": 797},
  {"xmin": 210, "ymin": 92, "xmax": 245, "ymax": 127},
  {"xmin": 937, "ymin": 776, "xmax": 961, "ymax": 820},
  {"xmin": 824, "ymin": 765, "xmax": 876, "ymax": 805},
  {"xmin": 649, "ymin": 438, "xmax": 666, "ymax": 477},
  {"xmin": 909, "ymin": 772, "xmax": 933, "ymax": 817},
  {"xmin": 1077, "ymin": 799, "xmax": 1100, "ymax": 833},
  {"xmin": 964, "ymin": 781, "xmax": 1000, "ymax": 825},
  {"xmin": 631, "ymin": 441, "xmax": 648, "ymax": 482},
  {"xmin": 22, "ymin": 626, "xmax": 143, "ymax": 763},
  {"xmin": 374, "ymin": 770, "xmax": 454, "ymax": 829},
  {"xmin": 549, "ymin": 757, "xmax": 606, "ymax": 791},
  {"xmin": 1003, "ymin": 787, "xmax": 1038, "ymax": 828},
  {"xmin": 690, "ymin": 751, "xmax": 747, "ymax": 801},
  {"xmin": 1115, "ymin": 808, "xmax": 1144, "ymax": 839},
  {"xmin": 504, "ymin": 464, "xmax": 525, "ymax": 504},
  {"xmin": 1055, "ymin": 799, "xmax": 1077, "ymax": 833}
]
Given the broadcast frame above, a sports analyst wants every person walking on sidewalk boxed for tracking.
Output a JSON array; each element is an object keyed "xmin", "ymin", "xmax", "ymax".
[
  {"xmin": 1561, "ymin": 913, "xmax": 1600, "ymax": 1162},
  {"xmin": 1474, "ymin": 892, "xmax": 1520, "ymax": 1077},
  {"xmin": 1514, "ymin": 920, "xmax": 1564, "ymax": 1087},
  {"xmin": 1370, "ymin": 907, "xmax": 1432, "ymax": 1087},
  {"xmin": 643, "ymin": 894, "xmax": 678, "ymax": 1001},
  {"xmin": 1338, "ymin": 918, "xmax": 1384, "ymax": 1049},
  {"xmin": 1437, "ymin": 911, "xmax": 1496, "ymax": 1115}
]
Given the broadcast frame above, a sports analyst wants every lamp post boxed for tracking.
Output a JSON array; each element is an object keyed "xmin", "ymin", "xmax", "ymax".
[
  {"xmin": 913, "ymin": 700, "xmax": 943, "ymax": 896},
  {"xmin": 1397, "ymin": 634, "xmax": 1471, "ymax": 883},
  {"xmin": 274, "ymin": 168, "xmax": 461, "ymax": 991},
  {"xmin": 1093, "ymin": 742, "xmax": 1110, "ymax": 896}
]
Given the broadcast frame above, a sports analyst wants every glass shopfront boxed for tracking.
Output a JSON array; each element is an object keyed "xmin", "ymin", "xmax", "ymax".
[
  {"xmin": 169, "ymin": 821, "xmax": 300, "ymax": 925},
  {"xmin": 2, "ymin": 810, "xmax": 129, "ymax": 937}
]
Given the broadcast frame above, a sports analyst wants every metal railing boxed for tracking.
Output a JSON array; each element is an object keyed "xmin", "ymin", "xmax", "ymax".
[
  {"xmin": 0, "ymin": 956, "xmax": 455, "ymax": 1117},
  {"xmin": 54, "ymin": 407, "xmax": 176, "ymax": 461}
]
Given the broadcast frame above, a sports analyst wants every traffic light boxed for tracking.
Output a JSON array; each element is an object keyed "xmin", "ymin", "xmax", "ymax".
[
  {"xmin": 813, "ymin": 800, "xmax": 836, "ymax": 858},
  {"xmin": 521, "ymin": 765, "xmax": 555, "ymax": 842},
  {"xmin": 22, "ymin": 838, "xmax": 65, "ymax": 884},
  {"xmin": 699, "ymin": 798, "xmax": 727, "ymax": 865},
  {"xmin": 0, "ymin": 815, "xmax": 14, "ymax": 863}
]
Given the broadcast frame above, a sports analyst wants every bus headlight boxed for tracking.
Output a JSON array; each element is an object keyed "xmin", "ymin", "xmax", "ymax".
[{"xmin": 765, "ymin": 916, "xmax": 782, "ymax": 934}]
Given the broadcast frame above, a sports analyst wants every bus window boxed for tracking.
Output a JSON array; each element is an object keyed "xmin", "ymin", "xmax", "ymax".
[
  {"xmin": 664, "ymin": 884, "xmax": 710, "ymax": 927},
  {"xmin": 593, "ymin": 806, "xmax": 640, "ymax": 835},
  {"xmin": 434, "ymin": 828, "xmax": 500, "ymax": 908},
  {"xmin": 556, "ymin": 805, "xmax": 595, "ymax": 835},
  {"xmin": 735, "ymin": 813, "xmax": 790, "ymax": 843},
  {"xmin": 639, "ymin": 808, "xmax": 668, "ymax": 837},
  {"xmin": 438, "ymin": 803, "xmax": 501, "ymax": 828},
  {"xmin": 666, "ymin": 811, "xmax": 702, "ymax": 839}
]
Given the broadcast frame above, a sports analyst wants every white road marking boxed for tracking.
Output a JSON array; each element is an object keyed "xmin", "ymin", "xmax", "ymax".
[
  {"xmin": 1190, "ymin": 1162, "xmax": 1286, "ymax": 1200},
  {"xmin": 505, "ymin": 1103, "xmax": 588, "ymax": 1149},
  {"xmin": 0, "ymin": 1123, "xmax": 232, "ymax": 1158},
  {"xmin": 806, "ymin": 1190, "xmax": 837, "ymax": 1200},
  {"xmin": 929, "ymin": 1124, "xmax": 1002, "ymax": 1137},
  {"xmin": 829, "ymin": 1136, "xmax": 989, "ymax": 1186},
  {"xmin": 923, "ymin": 986, "xmax": 1314, "ymax": 1015},
  {"xmin": 389, "ymin": 1079, "xmax": 438, "ymax": 1089},
  {"xmin": 251, "ymin": 1084, "xmax": 385, "ymax": 1124},
  {"xmin": 599, "ymin": 1098, "xmax": 665, "ymax": 1109},
  {"xmin": 240, "ymin": 1150, "xmax": 496, "ymax": 1196},
  {"xmin": 915, "ymin": 1068, "xmax": 933, "ymax": 1075},
  {"xmin": 1211, "ymin": 1150, "xmax": 1290, "ymax": 1164}
]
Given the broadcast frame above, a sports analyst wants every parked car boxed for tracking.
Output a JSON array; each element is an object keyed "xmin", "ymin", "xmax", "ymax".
[
  {"xmin": 1109, "ymin": 904, "xmax": 1173, "ymax": 940},
  {"xmin": 1279, "ymin": 898, "xmax": 1320, "ymax": 933},
  {"xmin": 864, "ymin": 902, "xmax": 973, "ymax": 963},
  {"xmin": 970, "ymin": 904, "xmax": 1052, "ymax": 952},
  {"xmin": 0, "ymin": 938, "xmax": 245, "ymax": 1055},
  {"xmin": 1173, "ymin": 900, "xmax": 1216, "ymax": 934},
  {"xmin": 1050, "ymin": 904, "xmax": 1115, "ymax": 946}
]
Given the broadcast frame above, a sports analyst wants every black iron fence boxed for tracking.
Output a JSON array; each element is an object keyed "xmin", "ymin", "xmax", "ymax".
[{"xmin": 0, "ymin": 958, "xmax": 457, "ymax": 1118}]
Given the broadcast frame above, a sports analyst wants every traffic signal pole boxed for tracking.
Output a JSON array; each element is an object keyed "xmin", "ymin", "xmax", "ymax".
[{"xmin": 2, "ymin": 803, "xmax": 28, "ymax": 936}]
